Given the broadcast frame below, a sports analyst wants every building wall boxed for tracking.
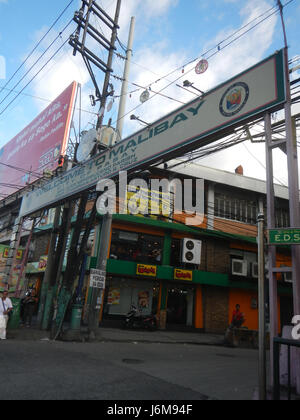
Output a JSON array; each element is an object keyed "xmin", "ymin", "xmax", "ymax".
[
  {"xmin": 214, "ymin": 217, "xmax": 258, "ymax": 237},
  {"xmin": 201, "ymin": 238, "xmax": 230, "ymax": 274},
  {"xmin": 202, "ymin": 285, "xmax": 229, "ymax": 333}
]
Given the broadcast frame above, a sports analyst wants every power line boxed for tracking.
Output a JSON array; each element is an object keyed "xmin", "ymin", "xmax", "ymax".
[
  {"xmin": 0, "ymin": 0, "xmax": 75, "ymax": 98},
  {"xmin": 0, "ymin": 161, "xmax": 42, "ymax": 178},
  {"xmin": 112, "ymin": 5, "xmax": 283, "ymax": 126},
  {"xmin": 113, "ymin": 0, "xmax": 285, "ymax": 103},
  {"xmin": 0, "ymin": 18, "xmax": 74, "ymax": 111},
  {"xmin": 112, "ymin": 0, "xmax": 295, "ymax": 128},
  {"xmin": 0, "ymin": 84, "xmax": 99, "ymax": 118}
]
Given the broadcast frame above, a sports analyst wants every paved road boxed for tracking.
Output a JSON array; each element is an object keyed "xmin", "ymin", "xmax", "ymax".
[{"xmin": 0, "ymin": 340, "xmax": 261, "ymax": 400}]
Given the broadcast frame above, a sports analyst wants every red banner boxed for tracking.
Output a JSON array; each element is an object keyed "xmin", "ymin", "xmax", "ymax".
[{"xmin": 0, "ymin": 81, "xmax": 77, "ymax": 198}]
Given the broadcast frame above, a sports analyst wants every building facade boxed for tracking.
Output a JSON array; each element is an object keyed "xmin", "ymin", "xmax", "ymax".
[{"xmin": 0, "ymin": 162, "xmax": 294, "ymax": 334}]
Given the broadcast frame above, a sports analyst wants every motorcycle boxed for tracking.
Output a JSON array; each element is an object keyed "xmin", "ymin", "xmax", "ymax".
[{"xmin": 122, "ymin": 304, "xmax": 157, "ymax": 331}]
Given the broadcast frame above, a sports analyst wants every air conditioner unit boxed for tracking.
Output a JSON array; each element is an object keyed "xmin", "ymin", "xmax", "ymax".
[
  {"xmin": 252, "ymin": 262, "xmax": 259, "ymax": 279},
  {"xmin": 283, "ymin": 272, "xmax": 293, "ymax": 284},
  {"xmin": 232, "ymin": 259, "xmax": 248, "ymax": 277},
  {"xmin": 181, "ymin": 239, "xmax": 202, "ymax": 264}
]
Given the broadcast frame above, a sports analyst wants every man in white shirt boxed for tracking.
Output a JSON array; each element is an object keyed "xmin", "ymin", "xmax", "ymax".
[{"xmin": 0, "ymin": 290, "xmax": 13, "ymax": 340}]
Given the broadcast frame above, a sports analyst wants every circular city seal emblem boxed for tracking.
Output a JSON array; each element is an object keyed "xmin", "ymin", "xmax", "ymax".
[{"xmin": 219, "ymin": 82, "xmax": 249, "ymax": 117}]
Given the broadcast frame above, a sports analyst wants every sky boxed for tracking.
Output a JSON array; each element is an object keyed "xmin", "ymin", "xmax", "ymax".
[{"xmin": 0, "ymin": 0, "xmax": 300, "ymax": 186}]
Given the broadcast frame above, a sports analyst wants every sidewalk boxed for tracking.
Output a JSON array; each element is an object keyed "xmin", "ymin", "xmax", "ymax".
[{"xmin": 7, "ymin": 325, "xmax": 225, "ymax": 346}]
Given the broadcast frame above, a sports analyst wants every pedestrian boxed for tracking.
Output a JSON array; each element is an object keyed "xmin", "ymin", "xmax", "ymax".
[
  {"xmin": 0, "ymin": 290, "xmax": 13, "ymax": 340},
  {"xmin": 23, "ymin": 289, "xmax": 38, "ymax": 328}
]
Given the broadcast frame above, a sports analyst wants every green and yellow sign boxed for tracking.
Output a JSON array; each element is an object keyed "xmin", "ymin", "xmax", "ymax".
[{"xmin": 268, "ymin": 228, "xmax": 300, "ymax": 245}]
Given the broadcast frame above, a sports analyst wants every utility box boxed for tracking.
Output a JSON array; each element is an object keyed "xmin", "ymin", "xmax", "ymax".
[{"xmin": 70, "ymin": 304, "xmax": 83, "ymax": 331}]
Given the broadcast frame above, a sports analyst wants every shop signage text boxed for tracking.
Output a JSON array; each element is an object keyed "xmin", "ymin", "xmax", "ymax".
[
  {"xmin": 136, "ymin": 264, "xmax": 157, "ymax": 277},
  {"xmin": 268, "ymin": 228, "xmax": 300, "ymax": 245},
  {"xmin": 174, "ymin": 269, "xmax": 193, "ymax": 281}
]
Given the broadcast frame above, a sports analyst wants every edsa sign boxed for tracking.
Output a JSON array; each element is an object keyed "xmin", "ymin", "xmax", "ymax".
[
  {"xmin": 20, "ymin": 50, "xmax": 286, "ymax": 218},
  {"xmin": 269, "ymin": 228, "xmax": 300, "ymax": 245}
]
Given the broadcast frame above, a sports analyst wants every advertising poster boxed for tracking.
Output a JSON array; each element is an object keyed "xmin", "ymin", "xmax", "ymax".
[
  {"xmin": 108, "ymin": 288, "xmax": 121, "ymax": 305},
  {"xmin": 0, "ymin": 81, "xmax": 77, "ymax": 198},
  {"xmin": 0, "ymin": 244, "xmax": 23, "ymax": 289},
  {"xmin": 138, "ymin": 291, "xmax": 150, "ymax": 309}
]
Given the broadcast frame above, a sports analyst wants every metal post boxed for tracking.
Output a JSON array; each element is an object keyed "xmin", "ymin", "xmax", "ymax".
[
  {"xmin": 37, "ymin": 206, "xmax": 61, "ymax": 327},
  {"xmin": 116, "ymin": 16, "xmax": 136, "ymax": 140},
  {"xmin": 42, "ymin": 203, "xmax": 73, "ymax": 331},
  {"xmin": 265, "ymin": 112, "xmax": 278, "ymax": 388},
  {"xmin": 273, "ymin": 339, "xmax": 281, "ymax": 400},
  {"xmin": 258, "ymin": 213, "xmax": 266, "ymax": 400}
]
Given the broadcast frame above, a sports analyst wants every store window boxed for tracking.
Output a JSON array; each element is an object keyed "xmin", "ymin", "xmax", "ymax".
[
  {"xmin": 110, "ymin": 230, "xmax": 163, "ymax": 265},
  {"xmin": 275, "ymin": 208, "xmax": 290, "ymax": 228},
  {"xmin": 103, "ymin": 277, "xmax": 160, "ymax": 317}
]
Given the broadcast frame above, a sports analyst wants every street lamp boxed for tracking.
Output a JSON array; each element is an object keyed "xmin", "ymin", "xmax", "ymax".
[
  {"xmin": 183, "ymin": 80, "xmax": 205, "ymax": 95},
  {"xmin": 130, "ymin": 114, "xmax": 151, "ymax": 127}
]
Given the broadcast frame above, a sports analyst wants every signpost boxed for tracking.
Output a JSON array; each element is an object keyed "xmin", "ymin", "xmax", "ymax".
[{"xmin": 268, "ymin": 228, "xmax": 300, "ymax": 245}]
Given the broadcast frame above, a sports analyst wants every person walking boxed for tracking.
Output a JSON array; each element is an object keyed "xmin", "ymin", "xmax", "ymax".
[
  {"xmin": 23, "ymin": 289, "xmax": 38, "ymax": 327},
  {"xmin": 0, "ymin": 290, "xmax": 13, "ymax": 340}
]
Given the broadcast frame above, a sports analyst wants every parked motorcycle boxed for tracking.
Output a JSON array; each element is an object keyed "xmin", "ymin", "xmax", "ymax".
[{"xmin": 122, "ymin": 304, "xmax": 157, "ymax": 331}]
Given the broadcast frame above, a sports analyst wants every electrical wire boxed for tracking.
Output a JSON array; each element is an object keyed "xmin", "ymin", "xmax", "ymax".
[
  {"xmin": 112, "ymin": 0, "xmax": 295, "ymax": 127},
  {"xmin": 0, "ymin": 0, "xmax": 75, "ymax": 98},
  {"xmin": 0, "ymin": 161, "xmax": 42, "ymax": 178},
  {"xmin": 0, "ymin": 20, "xmax": 74, "ymax": 114},
  {"xmin": 0, "ymin": 1, "xmax": 96, "ymax": 118}
]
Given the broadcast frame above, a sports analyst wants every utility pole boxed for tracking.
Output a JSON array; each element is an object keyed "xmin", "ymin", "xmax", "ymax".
[
  {"xmin": 44, "ymin": 0, "xmax": 124, "ymax": 340},
  {"xmin": 87, "ymin": 9, "xmax": 136, "ymax": 340},
  {"xmin": 258, "ymin": 213, "xmax": 266, "ymax": 400},
  {"xmin": 278, "ymin": 0, "xmax": 300, "ymax": 394},
  {"xmin": 116, "ymin": 17, "xmax": 136, "ymax": 141}
]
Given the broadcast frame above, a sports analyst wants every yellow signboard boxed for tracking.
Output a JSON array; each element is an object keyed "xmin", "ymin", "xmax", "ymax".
[
  {"xmin": 38, "ymin": 255, "xmax": 48, "ymax": 272},
  {"xmin": 174, "ymin": 269, "xmax": 193, "ymax": 282},
  {"xmin": 136, "ymin": 264, "xmax": 157, "ymax": 277}
]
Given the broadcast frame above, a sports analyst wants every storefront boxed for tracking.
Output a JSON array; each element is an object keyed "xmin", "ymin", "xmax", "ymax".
[
  {"xmin": 166, "ymin": 269, "xmax": 196, "ymax": 329},
  {"xmin": 103, "ymin": 276, "xmax": 160, "ymax": 319},
  {"xmin": 166, "ymin": 284, "xmax": 196, "ymax": 329}
]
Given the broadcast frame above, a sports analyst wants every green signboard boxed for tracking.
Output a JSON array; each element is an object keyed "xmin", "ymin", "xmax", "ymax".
[
  {"xmin": 269, "ymin": 228, "xmax": 300, "ymax": 245},
  {"xmin": 20, "ymin": 50, "xmax": 286, "ymax": 217}
]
